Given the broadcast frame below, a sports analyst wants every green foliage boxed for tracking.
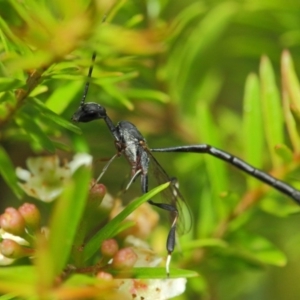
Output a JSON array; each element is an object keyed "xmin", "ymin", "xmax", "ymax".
[{"xmin": 1, "ymin": 0, "xmax": 300, "ymax": 299}]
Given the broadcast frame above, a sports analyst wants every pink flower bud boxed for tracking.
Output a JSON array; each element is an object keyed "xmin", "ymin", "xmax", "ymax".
[
  {"xmin": 0, "ymin": 208, "xmax": 26, "ymax": 236},
  {"xmin": 101, "ymin": 239, "xmax": 119, "ymax": 258},
  {"xmin": 112, "ymin": 247, "xmax": 138, "ymax": 270},
  {"xmin": 18, "ymin": 203, "xmax": 41, "ymax": 231},
  {"xmin": 96, "ymin": 271, "xmax": 113, "ymax": 280},
  {"xmin": 88, "ymin": 181, "xmax": 106, "ymax": 206},
  {"xmin": 0, "ymin": 239, "xmax": 33, "ymax": 259}
]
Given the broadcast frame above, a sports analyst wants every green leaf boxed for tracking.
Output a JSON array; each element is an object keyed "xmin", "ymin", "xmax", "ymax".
[
  {"xmin": 243, "ymin": 73, "xmax": 263, "ymax": 189},
  {"xmin": 228, "ymin": 210, "xmax": 253, "ymax": 232},
  {"xmin": 0, "ymin": 146, "xmax": 23, "ymax": 198},
  {"xmin": 281, "ymin": 50, "xmax": 300, "ymax": 152},
  {"xmin": 93, "ymin": 71, "xmax": 139, "ymax": 85},
  {"xmin": 47, "ymin": 165, "xmax": 91, "ymax": 277},
  {"xmin": 95, "ymin": 24, "xmax": 163, "ymax": 55},
  {"xmin": 231, "ymin": 231, "xmax": 287, "ymax": 267},
  {"xmin": 0, "ymin": 19, "xmax": 10, "ymax": 52},
  {"xmin": 49, "ymin": 74, "xmax": 84, "ymax": 80},
  {"xmin": 31, "ymin": 97, "xmax": 82, "ymax": 134},
  {"xmin": 15, "ymin": 113, "xmax": 56, "ymax": 153},
  {"xmin": 102, "ymin": 84, "xmax": 134, "ymax": 110},
  {"xmin": 125, "ymin": 14, "xmax": 144, "ymax": 28},
  {"xmin": 190, "ymin": 69, "xmax": 223, "ymax": 106},
  {"xmin": 29, "ymin": 84, "xmax": 48, "ymax": 97},
  {"xmin": 0, "ymin": 266, "xmax": 35, "ymax": 296},
  {"xmin": 171, "ymin": 2, "xmax": 237, "ymax": 97},
  {"xmin": 0, "ymin": 77, "xmax": 24, "ymax": 92},
  {"xmin": 52, "ymin": 140, "xmax": 72, "ymax": 152},
  {"xmin": 281, "ymin": 50, "xmax": 300, "ymax": 118},
  {"xmin": 259, "ymin": 55, "xmax": 284, "ymax": 167},
  {"xmin": 0, "ymin": 294, "xmax": 18, "ymax": 300},
  {"xmin": 83, "ymin": 182, "xmax": 170, "ymax": 261},
  {"xmin": 249, "ymin": 238, "xmax": 287, "ymax": 267},
  {"xmin": 45, "ymin": 80, "xmax": 83, "ymax": 114},
  {"xmin": 169, "ymin": 2, "xmax": 206, "ymax": 40},
  {"xmin": 112, "ymin": 220, "xmax": 136, "ymax": 236},
  {"xmin": 70, "ymin": 134, "xmax": 89, "ymax": 153},
  {"xmin": 125, "ymin": 88, "xmax": 170, "ymax": 103},
  {"xmin": 274, "ymin": 143, "xmax": 293, "ymax": 163},
  {"xmin": 64, "ymin": 274, "xmax": 105, "ymax": 286},
  {"xmin": 182, "ymin": 238, "xmax": 227, "ymax": 250},
  {"xmin": 196, "ymin": 102, "xmax": 228, "ymax": 220},
  {"xmin": 0, "ymin": 266, "xmax": 35, "ymax": 283},
  {"xmin": 110, "ymin": 267, "xmax": 198, "ymax": 279},
  {"xmin": 47, "ymin": 61, "xmax": 79, "ymax": 74},
  {"xmin": 260, "ymin": 197, "xmax": 300, "ymax": 217}
]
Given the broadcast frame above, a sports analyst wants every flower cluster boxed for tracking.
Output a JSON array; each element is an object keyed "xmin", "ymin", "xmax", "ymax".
[
  {"xmin": 96, "ymin": 237, "xmax": 186, "ymax": 300},
  {"xmin": 0, "ymin": 203, "xmax": 40, "ymax": 265},
  {"xmin": 1, "ymin": 154, "xmax": 93, "ymax": 265},
  {"xmin": 2, "ymin": 154, "xmax": 187, "ymax": 299}
]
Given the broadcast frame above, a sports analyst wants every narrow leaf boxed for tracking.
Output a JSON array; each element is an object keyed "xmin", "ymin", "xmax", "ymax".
[
  {"xmin": 48, "ymin": 165, "xmax": 91, "ymax": 276},
  {"xmin": 182, "ymin": 238, "xmax": 227, "ymax": 250},
  {"xmin": 281, "ymin": 50, "xmax": 300, "ymax": 152},
  {"xmin": 171, "ymin": 2, "xmax": 237, "ymax": 97},
  {"xmin": 125, "ymin": 89, "xmax": 170, "ymax": 103},
  {"xmin": 196, "ymin": 102, "xmax": 228, "ymax": 220},
  {"xmin": 281, "ymin": 50, "xmax": 300, "ymax": 117},
  {"xmin": 260, "ymin": 197, "xmax": 300, "ymax": 217},
  {"xmin": 190, "ymin": 70, "xmax": 223, "ymax": 106},
  {"xmin": 232, "ymin": 231, "xmax": 287, "ymax": 267},
  {"xmin": 15, "ymin": 114, "xmax": 56, "ymax": 153},
  {"xmin": 83, "ymin": 182, "xmax": 170, "ymax": 261},
  {"xmin": 0, "ymin": 266, "xmax": 35, "ymax": 296},
  {"xmin": 243, "ymin": 73, "xmax": 263, "ymax": 188},
  {"xmin": 0, "ymin": 77, "xmax": 24, "ymax": 92},
  {"xmin": 31, "ymin": 97, "xmax": 82, "ymax": 134},
  {"xmin": 110, "ymin": 267, "xmax": 198, "ymax": 279},
  {"xmin": 169, "ymin": 2, "xmax": 206, "ymax": 40},
  {"xmin": 0, "ymin": 266, "xmax": 35, "ymax": 283},
  {"xmin": 0, "ymin": 294, "xmax": 18, "ymax": 300},
  {"xmin": 45, "ymin": 81, "xmax": 82, "ymax": 114},
  {"xmin": 259, "ymin": 56, "xmax": 284, "ymax": 167},
  {"xmin": 0, "ymin": 146, "xmax": 23, "ymax": 198},
  {"xmin": 102, "ymin": 84, "xmax": 134, "ymax": 110},
  {"xmin": 274, "ymin": 144, "xmax": 293, "ymax": 163},
  {"xmin": 93, "ymin": 71, "xmax": 139, "ymax": 85}
]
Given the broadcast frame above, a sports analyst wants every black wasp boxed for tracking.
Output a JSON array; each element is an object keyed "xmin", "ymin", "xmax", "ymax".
[{"xmin": 72, "ymin": 52, "xmax": 300, "ymax": 276}]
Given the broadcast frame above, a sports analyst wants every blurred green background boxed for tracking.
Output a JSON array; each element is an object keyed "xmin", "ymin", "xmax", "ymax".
[{"xmin": 1, "ymin": 0, "xmax": 300, "ymax": 299}]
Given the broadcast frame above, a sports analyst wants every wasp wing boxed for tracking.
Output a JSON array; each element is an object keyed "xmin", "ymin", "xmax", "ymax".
[{"xmin": 145, "ymin": 147, "xmax": 193, "ymax": 235}]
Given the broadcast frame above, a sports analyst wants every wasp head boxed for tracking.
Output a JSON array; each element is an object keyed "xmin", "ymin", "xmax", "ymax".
[{"xmin": 72, "ymin": 102, "xmax": 107, "ymax": 123}]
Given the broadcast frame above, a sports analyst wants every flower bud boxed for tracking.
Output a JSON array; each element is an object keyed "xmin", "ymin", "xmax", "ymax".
[
  {"xmin": 88, "ymin": 181, "xmax": 106, "ymax": 207},
  {"xmin": 112, "ymin": 247, "xmax": 138, "ymax": 270},
  {"xmin": 0, "ymin": 239, "xmax": 33, "ymax": 259},
  {"xmin": 96, "ymin": 271, "xmax": 113, "ymax": 280},
  {"xmin": 101, "ymin": 239, "xmax": 119, "ymax": 258},
  {"xmin": 0, "ymin": 208, "xmax": 26, "ymax": 236},
  {"xmin": 18, "ymin": 203, "xmax": 41, "ymax": 231}
]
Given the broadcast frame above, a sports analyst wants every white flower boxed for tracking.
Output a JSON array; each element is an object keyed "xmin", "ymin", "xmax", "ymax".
[
  {"xmin": 16, "ymin": 154, "xmax": 92, "ymax": 202},
  {"xmin": 116, "ymin": 237, "xmax": 187, "ymax": 300},
  {"xmin": 117, "ymin": 277, "xmax": 187, "ymax": 300}
]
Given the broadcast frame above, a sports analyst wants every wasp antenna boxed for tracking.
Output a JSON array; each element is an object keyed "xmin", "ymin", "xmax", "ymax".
[{"xmin": 81, "ymin": 51, "xmax": 97, "ymax": 106}]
